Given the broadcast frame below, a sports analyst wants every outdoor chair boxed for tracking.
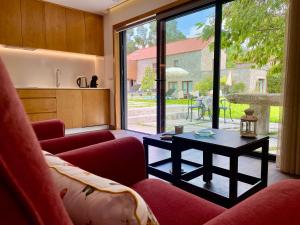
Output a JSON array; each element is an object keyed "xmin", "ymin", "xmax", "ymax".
[
  {"xmin": 201, "ymin": 96, "xmax": 212, "ymax": 121},
  {"xmin": 186, "ymin": 95, "xmax": 205, "ymax": 121},
  {"xmin": 166, "ymin": 88, "xmax": 176, "ymax": 99},
  {"xmin": 219, "ymin": 98, "xmax": 233, "ymax": 123}
]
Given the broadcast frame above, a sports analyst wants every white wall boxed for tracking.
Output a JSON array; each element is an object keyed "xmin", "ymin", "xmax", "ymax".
[
  {"xmin": 103, "ymin": 0, "xmax": 177, "ymax": 125},
  {"xmin": 0, "ymin": 47, "xmax": 105, "ymax": 88}
]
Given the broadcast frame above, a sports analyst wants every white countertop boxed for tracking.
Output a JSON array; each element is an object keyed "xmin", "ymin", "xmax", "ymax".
[{"xmin": 16, "ymin": 87, "xmax": 110, "ymax": 90}]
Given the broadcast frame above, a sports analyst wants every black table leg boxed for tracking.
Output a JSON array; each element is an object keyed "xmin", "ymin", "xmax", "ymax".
[
  {"xmin": 171, "ymin": 148, "xmax": 182, "ymax": 185},
  {"xmin": 261, "ymin": 140, "xmax": 269, "ymax": 187},
  {"xmin": 203, "ymin": 151, "xmax": 213, "ymax": 183},
  {"xmin": 229, "ymin": 155, "xmax": 238, "ymax": 202},
  {"xmin": 143, "ymin": 142, "xmax": 149, "ymax": 178}
]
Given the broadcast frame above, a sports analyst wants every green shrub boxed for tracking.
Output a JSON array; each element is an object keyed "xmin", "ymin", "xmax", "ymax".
[{"xmin": 267, "ymin": 73, "xmax": 282, "ymax": 93}]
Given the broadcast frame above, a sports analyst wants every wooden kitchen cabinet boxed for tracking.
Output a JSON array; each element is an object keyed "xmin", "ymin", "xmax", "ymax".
[
  {"xmin": 21, "ymin": 0, "xmax": 45, "ymax": 48},
  {"xmin": 82, "ymin": 90, "xmax": 110, "ymax": 127},
  {"xmin": 84, "ymin": 13, "xmax": 104, "ymax": 56},
  {"xmin": 17, "ymin": 89, "xmax": 57, "ymax": 122},
  {"xmin": 45, "ymin": 3, "xmax": 67, "ymax": 51},
  {"xmin": 0, "ymin": 0, "xmax": 104, "ymax": 55},
  {"xmin": 56, "ymin": 90, "xmax": 83, "ymax": 128},
  {"xmin": 22, "ymin": 98, "xmax": 56, "ymax": 114},
  {"xmin": 0, "ymin": 0, "xmax": 22, "ymax": 46},
  {"xmin": 66, "ymin": 8, "xmax": 85, "ymax": 53},
  {"xmin": 17, "ymin": 89, "xmax": 110, "ymax": 128}
]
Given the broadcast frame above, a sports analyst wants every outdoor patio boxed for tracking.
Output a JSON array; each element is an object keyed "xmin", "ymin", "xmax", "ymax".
[{"xmin": 127, "ymin": 100, "xmax": 279, "ymax": 154}]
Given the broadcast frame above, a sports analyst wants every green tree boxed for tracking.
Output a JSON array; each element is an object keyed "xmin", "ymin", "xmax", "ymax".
[
  {"xmin": 126, "ymin": 20, "xmax": 186, "ymax": 54},
  {"xmin": 141, "ymin": 66, "xmax": 156, "ymax": 95},
  {"xmin": 197, "ymin": 0, "xmax": 287, "ymax": 93},
  {"xmin": 194, "ymin": 76, "xmax": 213, "ymax": 96},
  {"xmin": 126, "ymin": 29, "xmax": 138, "ymax": 54},
  {"xmin": 166, "ymin": 20, "xmax": 186, "ymax": 43},
  {"xmin": 267, "ymin": 73, "xmax": 281, "ymax": 93},
  {"xmin": 231, "ymin": 82, "xmax": 246, "ymax": 93}
]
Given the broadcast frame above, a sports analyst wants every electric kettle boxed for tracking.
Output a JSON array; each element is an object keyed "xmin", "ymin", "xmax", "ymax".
[{"xmin": 76, "ymin": 76, "xmax": 88, "ymax": 88}]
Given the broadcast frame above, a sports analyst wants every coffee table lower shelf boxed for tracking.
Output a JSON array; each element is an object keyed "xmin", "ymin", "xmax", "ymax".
[{"xmin": 148, "ymin": 158, "xmax": 263, "ymax": 208}]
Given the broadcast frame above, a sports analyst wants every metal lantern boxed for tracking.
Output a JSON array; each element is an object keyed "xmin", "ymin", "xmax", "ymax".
[{"xmin": 240, "ymin": 108, "xmax": 258, "ymax": 138}]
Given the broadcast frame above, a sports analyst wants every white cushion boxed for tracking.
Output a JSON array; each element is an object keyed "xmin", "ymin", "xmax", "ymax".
[{"xmin": 43, "ymin": 151, "xmax": 159, "ymax": 225}]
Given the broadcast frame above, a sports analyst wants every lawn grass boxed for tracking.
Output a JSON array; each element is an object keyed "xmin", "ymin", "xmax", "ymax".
[{"xmin": 128, "ymin": 97, "xmax": 281, "ymax": 123}]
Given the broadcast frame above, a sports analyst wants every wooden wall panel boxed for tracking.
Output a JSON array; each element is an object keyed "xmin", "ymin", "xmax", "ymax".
[
  {"xmin": 0, "ymin": 0, "xmax": 22, "ymax": 46},
  {"xmin": 21, "ymin": 0, "xmax": 45, "ymax": 48},
  {"xmin": 66, "ymin": 8, "xmax": 85, "ymax": 53},
  {"xmin": 45, "ymin": 3, "xmax": 66, "ymax": 51}
]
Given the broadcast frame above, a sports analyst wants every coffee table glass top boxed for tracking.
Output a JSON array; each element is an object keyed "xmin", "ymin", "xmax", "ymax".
[{"xmin": 174, "ymin": 128, "xmax": 268, "ymax": 149}]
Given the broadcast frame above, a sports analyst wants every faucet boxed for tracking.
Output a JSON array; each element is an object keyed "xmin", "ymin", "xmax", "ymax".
[{"xmin": 55, "ymin": 69, "xmax": 61, "ymax": 88}]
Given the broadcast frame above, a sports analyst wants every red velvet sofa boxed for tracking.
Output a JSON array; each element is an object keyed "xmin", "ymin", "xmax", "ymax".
[
  {"xmin": 33, "ymin": 120, "xmax": 300, "ymax": 225},
  {"xmin": 1, "ymin": 55, "xmax": 300, "ymax": 225}
]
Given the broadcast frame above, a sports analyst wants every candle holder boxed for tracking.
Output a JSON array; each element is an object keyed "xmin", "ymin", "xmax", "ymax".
[{"xmin": 240, "ymin": 108, "xmax": 258, "ymax": 138}]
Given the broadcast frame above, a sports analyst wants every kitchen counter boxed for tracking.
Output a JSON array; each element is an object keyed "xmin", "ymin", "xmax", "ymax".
[
  {"xmin": 16, "ymin": 87, "xmax": 110, "ymax": 90},
  {"xmin": 16, "ymin": 88, "xmax": 110, "ymax": 128}
]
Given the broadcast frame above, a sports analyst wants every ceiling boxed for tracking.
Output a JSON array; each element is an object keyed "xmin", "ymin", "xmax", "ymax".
[{"xmin": 43, "ymin": 0, "xmax": 127, "ymax": 14}]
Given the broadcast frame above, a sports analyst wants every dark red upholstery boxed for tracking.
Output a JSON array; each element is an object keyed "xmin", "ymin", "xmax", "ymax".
[
  {"xmin": 40, "ymin": 130, "xmax": 115, "ymax": 154},
  {"xmin": 58, "ymin": 137, "xmax": 146, "ymax": 186},
  {"xmin": 132, "ymin": 179, "xmax": 225, "ymax": 225},
  {"xmin": 0, "ymin": 58, "xmax": 72, "ymax": 225},
  {"xmin": 205, "ymin": 179, "xmax": 300, "ymax": 225},
  {"xmin": 32, "ymin": 119, "xmax": 65, "ymax": 140}
]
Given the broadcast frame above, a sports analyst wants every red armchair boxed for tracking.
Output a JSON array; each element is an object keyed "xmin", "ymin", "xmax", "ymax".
[{"xmin": 32, "ymin": 119, "xmax": 115, "ymax": 154}]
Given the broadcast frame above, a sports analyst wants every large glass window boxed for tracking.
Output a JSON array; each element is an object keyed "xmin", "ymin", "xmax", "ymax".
[
  {"xmin": 124, "ymin": 21, "xmax": 157, "ymax": 134},
  {"xmin": 120, "ymin": 0, "xmax": 288, "ymax": 155},
  {"xmin": 216, "ymin": 0, "xmax": 287, "ymax": 154},
  {"xmin": 164, "ymin": 6, "xmax": 215, "ymax": 132}
]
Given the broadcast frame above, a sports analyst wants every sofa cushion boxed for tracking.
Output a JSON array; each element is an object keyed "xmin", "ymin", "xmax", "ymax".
[
  {"xmin": 43, "ymin": 151, "xmax": 159, "ymax": 225},
  {"xmin": 0, "ymin": 58, "xmax": 72, "ymax": 225},
  {"xmin": 204, "ymin": 179, "xmax": 300, "ymax": 225},
  {"xmin": 131, "ymin": 179, "xmax": 225, "ymax": 225}
]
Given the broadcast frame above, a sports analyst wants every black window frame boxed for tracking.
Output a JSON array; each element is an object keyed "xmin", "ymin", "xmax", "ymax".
[{"xmin": 119, "ymin": 0, "xmax": 277, "ymax": 161}]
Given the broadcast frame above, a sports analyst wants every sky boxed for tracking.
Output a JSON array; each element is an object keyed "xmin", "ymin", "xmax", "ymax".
[
  {"xmin": 127, "ymin": 6, "xmax": 215, "ymax": 42},
  {"xmin": 171, "ymin": 7, "xmax": 215, "ymax": 38}
]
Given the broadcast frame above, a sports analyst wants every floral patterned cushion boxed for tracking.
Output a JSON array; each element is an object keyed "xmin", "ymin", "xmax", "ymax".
[{"xmin": 42, "ymin": 151, "xmax": 159, "ymax": 225}]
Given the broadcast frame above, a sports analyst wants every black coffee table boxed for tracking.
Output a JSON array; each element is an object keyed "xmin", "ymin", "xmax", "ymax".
[{"xmin": 143, "ymin": 129, "xmax": 269, "ymax": 208}]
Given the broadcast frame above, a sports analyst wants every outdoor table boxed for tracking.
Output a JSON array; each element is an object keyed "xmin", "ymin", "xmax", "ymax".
[{"xmin": 226, "ymin": 93, "xmax": 282, "ymax": 135}]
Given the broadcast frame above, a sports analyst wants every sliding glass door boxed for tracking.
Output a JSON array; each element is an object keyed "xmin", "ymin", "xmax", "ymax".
[
  {"xmin": 120, "ymin": 0, "xmax": 287, "ymax": 156},
  {"xmin": 164, "ymin": 6, "xmax": 216, "ymax": 132},
  {"xmin": 122, "ymin": 21, "xmax": 157, "ymax": 134}
]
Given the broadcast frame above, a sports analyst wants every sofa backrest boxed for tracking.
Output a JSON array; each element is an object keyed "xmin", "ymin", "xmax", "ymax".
[
  {"xmin": 0, "ymin": 58, "xmax": 73, "ymax": 225},
  {"xmin": 32, "ymin": 119, "xmax": 65, "ymax": 140},
  {"xmin": 204, "ymin": 179, "xmax": 300, "ymax": 225}
]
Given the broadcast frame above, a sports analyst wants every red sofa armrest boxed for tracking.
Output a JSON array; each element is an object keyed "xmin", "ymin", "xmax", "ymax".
[
  {"xmin": 40, "ymin": 130, "xmax": 115, "ymax": 154},
  {"xmin": 57, "ymin": 137, "xmax": 147, "ymax": 187},
  {"xmin": 32, "ymin": 119, "xmax": 65, "ymax": 141},
  {"xmin": 205, "ymin": 179, "xmax": 300, "ymax": 225}
]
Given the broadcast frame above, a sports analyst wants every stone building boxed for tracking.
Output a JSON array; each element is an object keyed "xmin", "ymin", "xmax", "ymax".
[{"xmin": 127, "ymin": 38, "xmax": 267, "ymax": 97}]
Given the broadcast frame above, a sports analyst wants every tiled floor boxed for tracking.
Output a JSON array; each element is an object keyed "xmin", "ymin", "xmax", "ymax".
[{"xmin": 65, "ymin": 127, "xmax": 299, "ymax": 186}]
